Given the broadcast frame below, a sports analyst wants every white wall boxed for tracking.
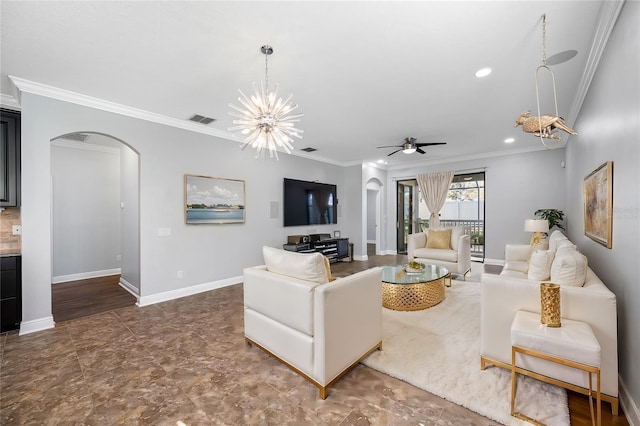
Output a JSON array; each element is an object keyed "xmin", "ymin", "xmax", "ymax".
[
  {"xmin": 565, "ymin": 0, "xmax": 640, "ymax": 417},
  {"xmin": 20, "ymin": 93, "xmax": 354, "ymax": 331},
  {"xmin": 51, "ymin": 141, "xmax": 121, "ymax": 280},
  {"xmin": 363, "ymin": 166, "xmax": 388, "ymax": 254},
  {"xmin": 120, "ymin": 141, "xmax": 140, "ymax": 292},
  {"xmin": 382, "ymin": 149, "xmax": 566, "ymax": 261},
  {"xmin": 366, "ymin": 189, "xmax": 376, "ymax": 241}
]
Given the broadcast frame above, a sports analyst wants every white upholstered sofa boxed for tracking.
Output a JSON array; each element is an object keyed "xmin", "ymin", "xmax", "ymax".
[
  {"xmin": 407, "ymin": 226, "xmax": 471, "ymax": 278},
  {"xmin": 243, "ymin": 246, "xmax": 383, "ymax": 399},
  {"xmin": 480, "ymin": 231, "xmax": 619, "ymax": 413}
]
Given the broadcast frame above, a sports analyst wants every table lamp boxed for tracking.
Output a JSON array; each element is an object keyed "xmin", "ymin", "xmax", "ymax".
[{"xmin": 524, "ymin": 219, "xmax": 549, "ymax": 245}]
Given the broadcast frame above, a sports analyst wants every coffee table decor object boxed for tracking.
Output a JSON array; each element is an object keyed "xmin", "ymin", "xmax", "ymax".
[
  {"xmin": 382, "ymin": 264, "xmax": 449, "ymax": 311},
  {"xmin": 404, "ymin": 260, "xmax": 426, "ymax": 274}
]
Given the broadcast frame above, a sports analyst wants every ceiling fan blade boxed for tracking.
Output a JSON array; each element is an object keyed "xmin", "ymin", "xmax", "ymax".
[
  {"xmin": 416, "ymin": 142, "xmax": 447, "ymax": 147},
  {"xmin": 416, "ymin": 148, "xmax": 426, "ymax": 154},
  {"xmin": 387, "ymin": 149, "xmax": 402, "ymax": 156},
  {"xmin": 377, "ymin": 145, "xmax": 402, "ymax": 149}
]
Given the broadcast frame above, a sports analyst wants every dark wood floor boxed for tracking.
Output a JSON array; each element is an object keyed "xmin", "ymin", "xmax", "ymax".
[
  {"xmin": 51, "ymin": 247, "xmax": 629, "ymax": 425},
  {"xmin": 51, "ymin": 274, "xmax": 136, "ymax": 323}
]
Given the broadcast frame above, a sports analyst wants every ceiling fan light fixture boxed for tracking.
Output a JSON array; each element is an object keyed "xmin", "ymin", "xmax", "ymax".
[{"xmin": 402, "ymin": 146, "xmax": 417, "ymax": 154}]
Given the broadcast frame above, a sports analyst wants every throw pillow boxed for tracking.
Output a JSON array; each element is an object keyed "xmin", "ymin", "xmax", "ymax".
[
  {"xmin": 263, "ymin": 246, "xmax": 329, "ymax": 283},
  {"xmin": 548, "ymin": 230, "xmax": 569, "ymax": 252},
  {"xmin": 449, "ymin": 226, "xmax": 465, "ymax": 251},
  {"xmin": 527, "ymin": 241, "xmax": 549, "ymax": 264},
  {"xmin": 555, "ymin": 239, "xmax": 577, "ymax": 252},
  {"xmin": 527, "ymin": 250, "xmax": 555, "ymax": 281},
  {"xmin": 426, "ymin": 228, "xmax": 452, "ymax": 250},
  {"xmin": 550, "ymin": 246, "xmax": 588, "ymax": 287},
  {"xmin": 323, "ymin": 255, "xmax": 336, "ymax": 282}
]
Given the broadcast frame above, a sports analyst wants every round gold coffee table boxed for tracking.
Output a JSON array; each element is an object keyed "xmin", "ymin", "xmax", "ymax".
[{"xmin": 381, "ymin": 264, "xmax": 449, "ymax": 311}]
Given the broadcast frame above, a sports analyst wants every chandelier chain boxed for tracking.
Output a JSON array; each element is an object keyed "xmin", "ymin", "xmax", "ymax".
[{"xmin": 264, "ymin": 51, "xmax": 269, "ymax": 91}]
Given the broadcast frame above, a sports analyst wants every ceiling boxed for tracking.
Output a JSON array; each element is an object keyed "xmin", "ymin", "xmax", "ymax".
[{"xmin": 0, "ymin": 1, "xmax": 609, "ymax": 168}]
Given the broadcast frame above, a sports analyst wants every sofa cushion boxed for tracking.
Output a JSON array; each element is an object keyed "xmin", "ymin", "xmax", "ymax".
[
  {"xmin": 503, "ymin": 260, "xmax": 528, "ymax": 274},
  {"xmin": 527, "ymin": 250, "xmax": 555, "ymax": 281},
  {"xmin": 263, "ymin": 246, "xmax": 329, "ymax": 284},
  {"xmin": 550, "ymin": 246, "xmax": 588, "ymax": 287},
  {"xmin": 426, "ymin": 228, "xmax": 452, "ymax": 249},
  {"xmin": 414, "ymin": 247, "xmax": 458, "ymax": 262},
  {"xmin": 548, "ymin": 230, "xmax": 569, "ymax": 252}
]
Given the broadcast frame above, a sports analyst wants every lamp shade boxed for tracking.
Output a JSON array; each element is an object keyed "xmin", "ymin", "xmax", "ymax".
[{"xmin": 524, "ymin": 219, "xmax": 549, "ymax": 233}]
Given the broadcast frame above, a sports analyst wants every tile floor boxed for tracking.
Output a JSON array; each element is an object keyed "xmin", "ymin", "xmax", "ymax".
[{"xmin": 1, "ymin": 282, "xmax": 501, "ymax": 425}]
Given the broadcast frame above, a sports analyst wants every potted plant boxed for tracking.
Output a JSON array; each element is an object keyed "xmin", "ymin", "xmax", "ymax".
[{"xmin": 534, "ymin": 209, "xmax": 565, "ymax": 231}]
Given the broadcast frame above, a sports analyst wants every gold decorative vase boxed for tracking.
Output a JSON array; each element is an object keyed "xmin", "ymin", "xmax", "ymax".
[{"xmin": 540, "ymin": 282, "xmax": 561, "ymax": 327}]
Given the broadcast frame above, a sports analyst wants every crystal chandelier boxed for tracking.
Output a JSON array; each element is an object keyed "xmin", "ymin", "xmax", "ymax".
[{"xmin": 229, "ymin": 45, "xmax": 303, "ymax": 160}]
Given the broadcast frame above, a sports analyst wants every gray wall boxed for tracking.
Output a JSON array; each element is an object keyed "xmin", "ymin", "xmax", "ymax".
[
  {"xmin": 367, "ymin": 189, "xmax": 376, "ymax": 242},
  {"xmin": 565, "ymin": 0, "xmax": 639, "ymax": 415},
  {"xmin": 381, "ymin": 148, "xmax": 567, "ymax": 261},
  {"xmin": 120, "ymin": 141, "xmax": 140, "ymax": 292},
  {"xmin": 51, "ymin": 141, "xmax": 121, "ymax": 280},
  {"xmin": 20, "ymin": 93, "xmax": 353, "ymax": 326}
]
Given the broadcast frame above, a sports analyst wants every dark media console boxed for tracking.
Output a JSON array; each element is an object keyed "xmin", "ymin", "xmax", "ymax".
[{"xmin": 283, "ymin": 234, "xmax": 351, "ymax": 263}]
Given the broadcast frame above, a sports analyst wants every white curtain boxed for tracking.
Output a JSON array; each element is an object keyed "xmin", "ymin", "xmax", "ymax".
[{"xmin": 417, "ymin": 171, "xmax": 454, "ymax": 229}]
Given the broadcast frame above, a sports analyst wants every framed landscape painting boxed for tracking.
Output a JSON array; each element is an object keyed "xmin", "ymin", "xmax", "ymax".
[
  {"xmin": 185, "ymin": 174, "xmax": 245, "ymax": 224},
  {"xmin": 583, "ymin": 161, "xmax": 613, "ymax": 248}
]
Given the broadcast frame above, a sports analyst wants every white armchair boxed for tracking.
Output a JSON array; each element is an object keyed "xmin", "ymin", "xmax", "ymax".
[
  {"xmin": 243, "ymin": 246, "xmax": 383, "ymax": 399},
  {"xmin": 407, "ymin": 226, "xmax": 471, "ymax": 278}
]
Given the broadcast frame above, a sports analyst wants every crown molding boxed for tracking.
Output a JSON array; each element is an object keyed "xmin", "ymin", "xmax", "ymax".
[
  {"xmin": 567, "ymin": 0, "xmax": 625, "ymax": 126},
  {"xmin": 8, "ymin": 75, "xmax": 240, "ymax": 142},
  {"xmin": 0, "ymin": 93, "xmax": 21, "ymax": 111}
]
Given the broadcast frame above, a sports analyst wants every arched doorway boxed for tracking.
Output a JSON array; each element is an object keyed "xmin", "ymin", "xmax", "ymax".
[{"xmin": 50, "ymin": 132, "xmax": 140, "ymax": 321}]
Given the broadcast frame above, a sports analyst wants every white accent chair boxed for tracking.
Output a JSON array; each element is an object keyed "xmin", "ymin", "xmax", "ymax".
[
  {"xmin": 243, "ymin": 246, "xmax": 383, "ymax": 399},
  {"xmin": 407, "ymin": 226, "xmax": 471, "ymax": 278}
]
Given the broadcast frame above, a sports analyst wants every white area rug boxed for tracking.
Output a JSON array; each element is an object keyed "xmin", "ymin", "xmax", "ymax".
[{"xmin": 362, "ymin": 281, "xmax": 570, "ymax": 426}]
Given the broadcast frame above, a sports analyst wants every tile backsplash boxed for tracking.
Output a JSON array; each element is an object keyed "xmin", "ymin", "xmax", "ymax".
[{"xmin": 0, "ymin": 207, "xmax": 21, "ymax": 255}]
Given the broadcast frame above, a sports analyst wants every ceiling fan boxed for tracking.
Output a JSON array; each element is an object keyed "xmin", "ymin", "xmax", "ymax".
[{"xmin": 377, "ymin": 137, "xmax": 446, "ymax": 156}]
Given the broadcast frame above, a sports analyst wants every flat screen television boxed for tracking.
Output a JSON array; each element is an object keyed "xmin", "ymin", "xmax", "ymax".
[{"xmin": 283, "ymin": 178, "xmax": 337, "ymax": 227}]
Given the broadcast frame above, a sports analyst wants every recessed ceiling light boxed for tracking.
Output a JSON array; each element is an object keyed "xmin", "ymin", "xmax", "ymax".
[
  {"xmin": 377, "ymin": 159, "xmax": 388, "ymax": 164},
  {"xmin": 505, "ymin": 137, "xmax": 515, "ymax": 143},
  {"xmin": 475, "ymin": 67, "xmax": 492, "ymax": 78}
]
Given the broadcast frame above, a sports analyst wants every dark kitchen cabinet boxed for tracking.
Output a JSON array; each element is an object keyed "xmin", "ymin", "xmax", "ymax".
[
  {"xmin": 1, "ymin": 255, "xmax": 22, "ymax": 332},
  {"xmin": 1, "ymin": 109, "xmax": 21, "ymax": 207}
]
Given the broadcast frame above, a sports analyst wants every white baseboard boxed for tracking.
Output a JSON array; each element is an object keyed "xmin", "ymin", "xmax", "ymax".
[
  {"xmin": 19, "ymin": 316, "xmax": 55, "ymax": 335},
  {"xmin": 119, "ymin": 278, "xmax": 140, "ymax": 301},
  {"xmin": 137, "ymin": 275, "xmax": 242, "ymax": 307},
  {"xmin": 52, "ymin": 268, "xmax": 121, "ymax": 284},
  {"xmin": 483, "ymin": 258, "xmax": 505, "ymax": 266},
  {"xmin": 354, "ymin": 255, "xmax": 368, "ymax": 261},
  {"xmin": 620, "ymin": 376, "xmax": 639, "ymax": 426}
]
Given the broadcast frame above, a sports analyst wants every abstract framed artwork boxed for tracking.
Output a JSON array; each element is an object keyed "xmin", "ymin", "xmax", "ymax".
[
  {"xmin": 185, "ymin": 174, "xmax": 245, "ymax": 224},
  {"xmin": 583, "ymin": 161, "xmax": 613, "ymax": 248}
]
